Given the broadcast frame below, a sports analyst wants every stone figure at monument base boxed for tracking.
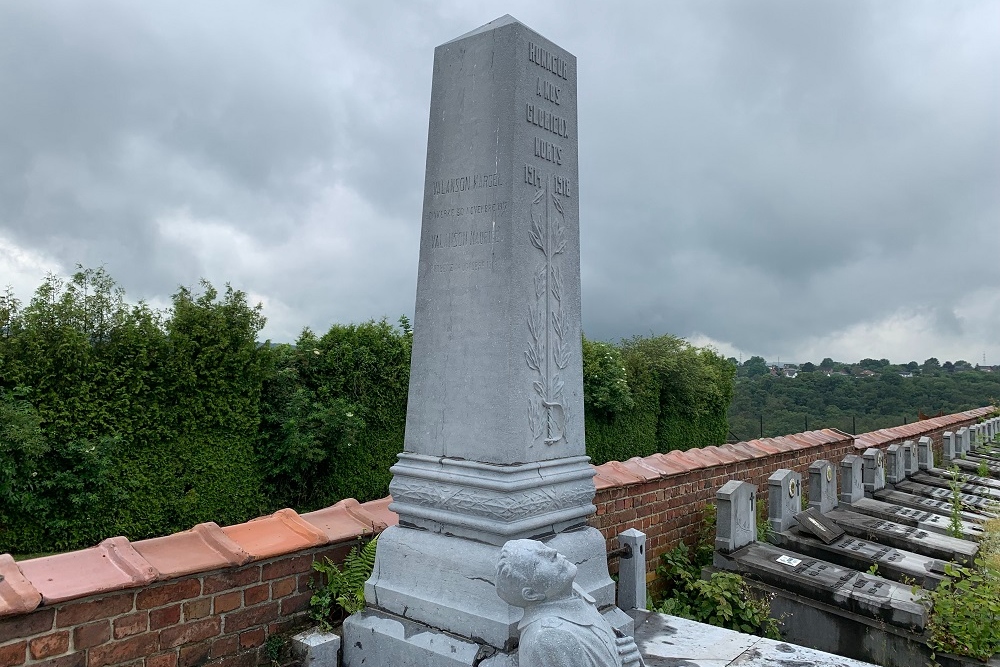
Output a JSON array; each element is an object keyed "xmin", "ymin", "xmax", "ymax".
[{"xmin": 496, "ymin": 540, "xmax": 644, "ymax": 667}]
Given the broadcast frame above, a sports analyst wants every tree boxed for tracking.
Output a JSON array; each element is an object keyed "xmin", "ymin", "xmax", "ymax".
[
  {"xmin": 943, "ymin": 361, "xmax": 955, "ymax": 373},
  {"xmin": 924, "ymin": 358, "xmax": 941, "ymax": 370},
  {"xmin": 800, "ymin": 362, "xmax": 816, "ymax": 373},
  {"xmin": 742, "ymin": 356, "xmax": 769, "ymax": 378},
  {"xmin": 820, "ymin": 358, "xmax": 835, "ymax": 369},
  {"xmin": 906, "ymin": 361, "xmax": 919, "ymax": 371}
]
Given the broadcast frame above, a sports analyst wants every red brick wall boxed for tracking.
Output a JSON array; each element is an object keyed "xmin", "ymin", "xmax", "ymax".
[
  {"xmin": 589, "ymin": 408, "xmax": 992, "ymax": 586},
  {"xmin": 0, "ymin": 408, "xmax": 992, "ymax": 666},
  {"xmin": 0, "ymin": 542, "xmax": 364, "ymax": 667}
]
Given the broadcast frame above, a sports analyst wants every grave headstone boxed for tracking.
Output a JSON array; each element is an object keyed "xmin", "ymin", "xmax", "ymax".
[
  {"xmin": 768, "ymin": 469, "xmax": 801, "ymax": 534},
  {"xmin": 840, "ymin": 455, "xmax": 864, "ymax": 505},
  {"xmin": 808, "ymin": 460, "xmax": 838, "ymax": 514},
  {"xmin": 862, "ymin": 448, "xmax": 886, "ymax": 496},
  {"xmin": 942, "ymin": 431, "xmax": 957, "ymax": 461},
  {"xmin": 917, "ymin": 436, "xmax": 934, "ymax": 471},
  {"xmin": 715, "ymin": 480, "xmax": 757, "ymax": 557},
  {"xmin": 902, "ymin": 441, "xmax": 917, "ymax": 477},
  {"xmin": 885, "ymin": 444, "xmax": 904, "ymax": 485},
  {"xmin": 344, "ymin": 17, "xmax": 625, "ymax": 667},
  {"xmin": 957, "ymin": 427, "xmax": 970, "ymax": 455}
]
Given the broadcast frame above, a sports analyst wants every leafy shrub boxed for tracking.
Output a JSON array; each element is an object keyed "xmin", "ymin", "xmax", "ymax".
[
  {"xmin": 311, "ymin": 537, "xmax": 378, "ymax": 630},
  {"xmin": 653, "ymin": 542, "xmax": 779, "ymax": 638},
  {"xmin": 919, "ymin": 560, "xmax": 1000, "ymax": 661}
]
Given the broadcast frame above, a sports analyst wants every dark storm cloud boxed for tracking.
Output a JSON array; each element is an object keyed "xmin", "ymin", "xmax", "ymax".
[{"xmin": 0, "ymin": 0, "xmax": 997, "ymax": 361}]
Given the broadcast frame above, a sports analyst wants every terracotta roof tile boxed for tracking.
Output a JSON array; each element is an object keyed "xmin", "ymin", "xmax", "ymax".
[
  {"xmin": 592, "ymin": 465, "xmax": 620, "ymax": 490},
  {"xmin": 625, "ymin": 456, "xmax": 671, "ymax": 479},
  {"xmin": 18, "ymin": 537, "xmax": 157, "ymax": 604},
  {"xmin": 701, "ymin": 446, "xmax": 741, "ymax": 464},
  {"xmin": 222, "ymin": 509, "xmax": 328, "ymax": 561},
  {"xmin": 132, "ymin": 522, "xmax": 251, "ymax": 579},
  {"xmin": 359, "ymin": 496, "xmax": 399, "ymax": 528},
  {"xmin": 607, "ymin": 460, "xmax": 652, "ymax": 483},
  {"xmin": 641, "ymin": 453, "xmax": 689, "ymax": 476},
  {"xmin": 0, "ymin": 554, "xmax": 41, "ymax": 617},
  {"xmin": 302, "ymin": 499, "xmax": 385, "ymax": 543},
  {"xmin": 660, "ymin": 450, "xmax": 702, "ymax": 473},
  {"xmin": 592, "ymin": 462, "xmax": 641, "ymax": 487}
]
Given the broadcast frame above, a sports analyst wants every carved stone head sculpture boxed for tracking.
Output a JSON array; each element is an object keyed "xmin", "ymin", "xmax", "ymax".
[{"xmin": 497, "ymin": 539, "xmax": 642, "ymax": 667}]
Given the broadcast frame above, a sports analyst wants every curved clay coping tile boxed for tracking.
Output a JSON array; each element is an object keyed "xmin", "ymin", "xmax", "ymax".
[
  {"xmin": 361, "ymin": 497, "xmax": 399, "ymax": 528},
  {"xmin": 222, "ymin": 509, "xmax": 328, "ymax": 561},
  {"xmin": 132, "ymin": 522, "xmax": 251, "ymax": 579},
  {"xmin": 607, "ymin": 461, "xmax": 650, "ymax": 483},
  {"xmin": 0, "ymin": 554, "xmax": 41, "ymax": 617},
  {"xmin": 18, "ymin": 537, "xmax": 157, "ymax": 604},
  {"xmin": 301, "ymin": 500, "xmax": 383, "ymax": 543}
]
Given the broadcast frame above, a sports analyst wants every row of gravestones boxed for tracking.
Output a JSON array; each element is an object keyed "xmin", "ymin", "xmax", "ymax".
[{"xmin": 711, "ymin": 422, "xmax": 999, "ymax": 639}]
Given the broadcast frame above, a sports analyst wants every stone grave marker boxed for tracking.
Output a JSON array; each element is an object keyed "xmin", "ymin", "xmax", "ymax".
[
  {"xmin": 957, "ymin": 427, "xmax": 970, "ymax": 455},
  {"xmin": 902, "ymin": 441, "xmax": 917, "ymax": 477},
  {"xmin": 343, "ymin": 16, "xmax": 627, "ymax": 667},
  {"xmin": 840, "ymin": 455, "xmax": 864, "ymax": 505},
  {"xmin": 942, "ymin": 431, "xmax": 957, "ymax": 461},
  {"xmin": 716, "ymin": 480, "xmax": 757, "ymax": 560},
  {"xmin": 793, "ymin": 507, "xmax": 845, "ymax": 544},
  {"xmin": 885, "ymin": 444, "xmax": 904, "ymax": 485},
  {"xmin": 862, "ymin": 448, "xmax": 886, "ymax": 496},
  {"xmin": 916, "ymin": 436, "xmax": 934, "ymax": 471},
  {"xmin": 809, "ymin": 460, "xmax": 838, "ymax": 514},
  {"xmin": 768, "ymin": 469, "xmax": 801, "ymax": 534}
]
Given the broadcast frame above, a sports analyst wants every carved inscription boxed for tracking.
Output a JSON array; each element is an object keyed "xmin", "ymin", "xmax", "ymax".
[
  {"xmin": 526, "ymin": 103, "xmax": 569, "ymax": 138},
  {"xmin": 525, "ymin": 165, "xmax": 571, "ymax": 197},
  {"xmin": 432, "ymin": 261, "xmax": 489, "ymax": 274},
  {"xmin": 430, "ymin": 172, "xmax": 501, "ymax": 196},
  {"xmin": 536, "ymin": 77, "xmax": 561, "ymax": 105},
  {"xmin": 428, "ymin": 229, "xmax": 502, "ymax": 250},
  {"xmin": 528, "ymin": 41, "xmax": 569, "ymax": 79},
  {"xmin": 534, "ymin": 137, "xmax": 562, "ymax": 165},
  {"xmin": 426, "ymin": 201, "xmax": 510, "ymax": 221}
]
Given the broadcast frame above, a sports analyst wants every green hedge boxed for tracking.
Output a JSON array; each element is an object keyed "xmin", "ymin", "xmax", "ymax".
[{"xmin": 0, "ymin": 268, "xmax": 733, "ymax": 553}]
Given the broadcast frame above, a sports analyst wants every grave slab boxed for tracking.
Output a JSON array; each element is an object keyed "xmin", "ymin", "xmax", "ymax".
[
  {"xmin": 824, "ymin": 508, "xmax": 977, "ymax": 565},
  {"xmin": 769, "ymin": 527, "xmax": 946, "ymax": 590},
  {"xmin": 874, "ymin": 487, "xmax": 992, "ymax": 523},
  {"xmin": 911, "ymin": 470, "xmax": 1000, "ymax": 500},
  {"xmin": 630, "ymin": 610, "xmax": 878, "ymax": 667},
  {"xmin": 892, "ymin": 479, "xmax": 999, "ymax": 516},
  {"xmin": 842, "ymin": 496, "xmax": 984, "ymax": 541},
  {"xmin": 714, "ymin": 542, "xmax": 925, "ymax": 630}
]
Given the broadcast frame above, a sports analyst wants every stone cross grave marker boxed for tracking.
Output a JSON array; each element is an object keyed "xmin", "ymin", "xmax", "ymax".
[
  {"xmin": 768, "ymin": 469, "xmax": 801, "ymax": 534},
  {"xmin": 917, "ymin": 436, "xmax": 934, "ymax": 470},
  {"xmin": 344, "ymin": 16, "xmax": 628, "ymax": 667},
  {"xmin": 839, "ymin": 454, "xmax": 864, "ymax": 505},
  {"xmin": 808, "ymin": 459, "xmax": 838, "ymax": 514}
]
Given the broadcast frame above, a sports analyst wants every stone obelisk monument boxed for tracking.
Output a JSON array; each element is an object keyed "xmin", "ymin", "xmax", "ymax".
[{"xmin": 343, "ymin": 16, "xmax": 628, "ymax": 666}]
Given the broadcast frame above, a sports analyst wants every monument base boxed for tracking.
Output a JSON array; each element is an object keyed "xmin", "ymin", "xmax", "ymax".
[{"xmin": 345, "ymin": 524, "xmax": 633, "ymax": 664}]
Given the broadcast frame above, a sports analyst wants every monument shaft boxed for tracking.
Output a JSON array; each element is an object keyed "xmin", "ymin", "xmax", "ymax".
[
  {"xmin": 406, "ymin": 18, "xmax": 583, "ymax": 464},
  {"xmin": 345, "ymin": 18, "xmax": 627, "ymax": 666},
  {"xmin": 389, "ymin": 16, "xmax": 595, "ymax": 545}
]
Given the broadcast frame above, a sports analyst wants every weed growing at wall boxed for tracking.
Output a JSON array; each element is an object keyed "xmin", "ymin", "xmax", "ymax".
[{"xmin": 311, "ymin": 536, "xmax": 378, "ymax": 630}]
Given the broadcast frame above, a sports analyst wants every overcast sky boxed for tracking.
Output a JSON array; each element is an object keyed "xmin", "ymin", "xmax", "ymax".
[{"xmin": 1, "ymin": 1, "xmax": 997, "ymax": 365}]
